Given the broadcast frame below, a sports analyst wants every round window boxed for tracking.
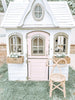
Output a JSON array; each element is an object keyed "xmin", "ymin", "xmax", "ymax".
[{"xmin": 33, "ymin": 4, "xmax": 44, "ymax": 21}]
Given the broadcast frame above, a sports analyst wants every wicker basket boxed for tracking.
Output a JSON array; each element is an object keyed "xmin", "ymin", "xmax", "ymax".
[
  {"xmin": 53, "ymin": 56, "xmax": 70, "ymax": 64},
  {"xmin": 7, "ymin": 56, "xmax": 24, "ymax": 64}
]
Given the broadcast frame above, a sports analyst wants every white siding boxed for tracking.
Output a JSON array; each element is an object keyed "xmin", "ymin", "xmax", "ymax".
[
  {"xmin": 49, "ymin": 65, "xmax": 69, "ymax": 81},
  {"xmin": 8, "ymin": 63, "xmax": 27, "ymax": 81}
]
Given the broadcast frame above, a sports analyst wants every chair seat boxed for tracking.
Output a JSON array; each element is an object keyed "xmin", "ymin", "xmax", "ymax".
[{"xmin": 50, "ymin": 73, "xmax": 66, "ymax": 82}]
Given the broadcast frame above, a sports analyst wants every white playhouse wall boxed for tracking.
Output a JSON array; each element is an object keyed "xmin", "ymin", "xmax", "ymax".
[
  {"xmin": 0, "ymin": 0, "xmax": 74, "ymax": 81},
  {"xmin": 0, "ymin": 13, "xmax": 6, "ymax": 44},
  {"xmin": 7, "ymin": 30, "xmax": 27, "ymax": 81},
  {"xmin": 6, "ymin": 28, "xmax": 71, "ymax": 81},
  {"xmin": 71, "ymin": 15, "xmax": 75, "ymax": 45}
]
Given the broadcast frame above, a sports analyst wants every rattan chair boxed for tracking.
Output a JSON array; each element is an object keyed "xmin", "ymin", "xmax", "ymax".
[{"xmin": 47, "ymin": 58, "xmax": 67, "ymax": 98}]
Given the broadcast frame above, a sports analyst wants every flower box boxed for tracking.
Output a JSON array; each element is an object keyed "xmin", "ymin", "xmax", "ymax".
[
  {"xmin": 53, "ymin": 56, "xmax": 70, "ymax": 64},
  {"xmin": 7, "ymin": 56, "xmax": 24, "ymax": 64}
]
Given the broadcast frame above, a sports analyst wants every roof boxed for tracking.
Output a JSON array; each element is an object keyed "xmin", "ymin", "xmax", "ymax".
[
  {"xmin": 48, "ymin": 2, "xmax": 75, "ymax": 28},
  {"xmin": 1, "ymin": 1, "xmax": 75, "ymax": 28},
  {"xmin": 1, "ymin": 2, "xmax": 29, "ymax": 28}
]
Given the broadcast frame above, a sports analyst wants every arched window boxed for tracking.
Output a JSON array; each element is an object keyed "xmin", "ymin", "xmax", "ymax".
[
  {"xmin": 32, "ymin": 36, "xmax": 45, "ymax": 55},
  {"xmin": 54, "ymin": 33, "xmax": 68, "ymax": 54},
  {"xmin": 9, "ymin": 35, "xmax": 23, "ymax": 54},
  {"xmin": 33, "ymin": 4, "xmax": 44, "ymax": 20}
]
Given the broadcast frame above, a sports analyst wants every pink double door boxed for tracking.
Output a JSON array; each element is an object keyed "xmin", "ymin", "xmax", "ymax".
[{"xmin": 27, "ymin": 31, "xmax": 50, "ymax": 81}]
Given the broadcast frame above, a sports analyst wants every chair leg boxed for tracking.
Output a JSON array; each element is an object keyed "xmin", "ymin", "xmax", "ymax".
[
  {"xmin": 63, "ymin": 81, "xmax": 66, "ymax": 98},
  {"xmin": 61, "ymin": 82, "xmax": 63, "ymax": 87},
  {"xmin": 50, "ymin": 80, "xmax": 53, "ymax": 97}
]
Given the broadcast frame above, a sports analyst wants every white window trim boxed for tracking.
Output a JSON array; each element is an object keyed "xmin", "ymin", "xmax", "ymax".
[
  {"xmin": 31, "ymin": 36, "xmax": 45, "ymax": 56},
  {"xmin": 9, "ymin": 34, "xmax": 23, "ymax": 55},
  {"xmin": 54, "ymin": 33, "xmax": 68, "ymax": 55}
]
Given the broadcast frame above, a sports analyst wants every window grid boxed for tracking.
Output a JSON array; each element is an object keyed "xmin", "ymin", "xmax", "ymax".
[
  {"xmin": 9, "ymin": 35, "xmax": 22, "ymax": 54},
  {"xmin": 33, "ymin": 4, "xmax": 43, "ymax": 20},
  {"xmin": 32, "ymin": 36, "xmax": 45, "ymax": 55},
  {"xmin": 54, "ymin": 35, "xmax": 68, "ymax": 54}
]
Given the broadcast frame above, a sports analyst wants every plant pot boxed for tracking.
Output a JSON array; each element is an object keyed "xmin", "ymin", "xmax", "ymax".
[
  {"xmin": 53, "ymin": 56, "xmax": 70, "ymax": 64},
  {"xmin": 7, "ymin": 56, "xmax": 24, "ymax": 64}
]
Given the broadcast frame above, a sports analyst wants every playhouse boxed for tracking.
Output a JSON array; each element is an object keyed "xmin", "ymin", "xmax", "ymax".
[{"xmin": 1, "ymin": 0, "xmax": 75, "ymax": 81}]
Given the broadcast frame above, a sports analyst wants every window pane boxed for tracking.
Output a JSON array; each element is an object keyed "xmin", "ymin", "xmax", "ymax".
[
  {"xmin": 55, "ymin": 38, "xmax": 58, "ymax": 52},
  {"xmin": 13, "ymin": 45, "xmax": 17, "ymax": 52},
  {"xmin": 32, "ymin": 36, "xmax": 44, "ymax": 55},
  {"xmin": 39, "ymin": 13, "xmax": 42, "ymax": 18},
  {"xmin": 11, "ymin": 45, "xmax": 16, "ymax": 52},
  {"xmin": 59, "ymin": 45, "xmax": 63, "ymax": 52},
  {"xmin": 33, "ymin": 47, "xmax": 38, "ymax": 54},
  {"xmin": 63, "ymin": 45, "xmax": 66, "ymax": 52},
  {"xmin": 39, "ymin": 38, "xmax": 43, "ymax": 46},
  {"xmin": 33, "ymin": 38, "xmax": 37, "ymax": 46},
  {"xmin": 17, "ymin": 45, "xmax": 22, "ymax": 52},
  {"xmin": 54, "ymin": 35, "xmax": 67, "ymax": 54},
  {"xmin": 35, "ymin": 5, "xmax": 39, "ymax": 11},
  {"xmin": 10, "ymin": 46, "xmax": 13, "ymax": 52},
  {"xmin": 34, "ymin": 4, "xmax": 43, "ymax": 20},
  {"xmin": 9, "ymin": 35, "xmax": 22, "ymax": 54},
  {"xmin": 17, "ymin": 37, "xmax": 21, "ymax": 44},
  {"xmin": 39, "ymin": 6, "xmax": 42, "ymax": 12},
  {"xmin": 39, "ymin": 47, "xmax": 43, "ymax": 54},
  {"xmin": 64, "ymin": 38, "xmax": 66, "ymax": 44},
  {"xmin": 11, "ymin": 38, "xmax": 13, "ymax": 44},
  {"xmin": 35, "ymin": 12, "xmax": 40, "ymax": 18},
  {"xmin": 13, "ymin": 36, "xmax": 16, "ymax": 44}
]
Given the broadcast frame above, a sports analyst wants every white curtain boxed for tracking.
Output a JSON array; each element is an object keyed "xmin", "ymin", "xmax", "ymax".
[{"xmin": 58, "ymin": 36, "xmax": 63, "ymax": 45}]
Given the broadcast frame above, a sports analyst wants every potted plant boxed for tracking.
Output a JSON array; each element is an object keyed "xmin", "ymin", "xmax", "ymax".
[
  {"xmin": 7, "ymin": 53, "xmax": 24, "ymax": 64},
  {"xmin": 53, "ymin": 53, "xmax": 70, "ymax": 64}
]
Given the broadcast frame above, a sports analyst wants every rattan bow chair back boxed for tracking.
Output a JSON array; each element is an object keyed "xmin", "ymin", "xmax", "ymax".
[{"xmin": 47, "ymin": 58, "xmax": 67, "ymax": 98}]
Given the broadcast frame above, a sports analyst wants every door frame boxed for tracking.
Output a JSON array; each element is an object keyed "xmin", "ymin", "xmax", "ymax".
[{"xmin": 26, "ymin": 31, "xmax": 50, "ymax": 80}]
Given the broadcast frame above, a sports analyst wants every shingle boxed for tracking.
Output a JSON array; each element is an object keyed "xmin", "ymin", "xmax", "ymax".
[
  {"xmin": 1, "ymin": 1, "xmax": 75, "ymax": 28},
  {"xmin": 1, "ymin": 2, "xmax": 28, "ymax": 28}
]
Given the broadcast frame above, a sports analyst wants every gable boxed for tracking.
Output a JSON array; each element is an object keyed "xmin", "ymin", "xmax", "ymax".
[
  {"xmin": 22, "ymin": 0, "xmax": 57, "ymax": 28},
  {"xmin": 1, "ymin": 0, "xmax": 75, "ymax": 28}
]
